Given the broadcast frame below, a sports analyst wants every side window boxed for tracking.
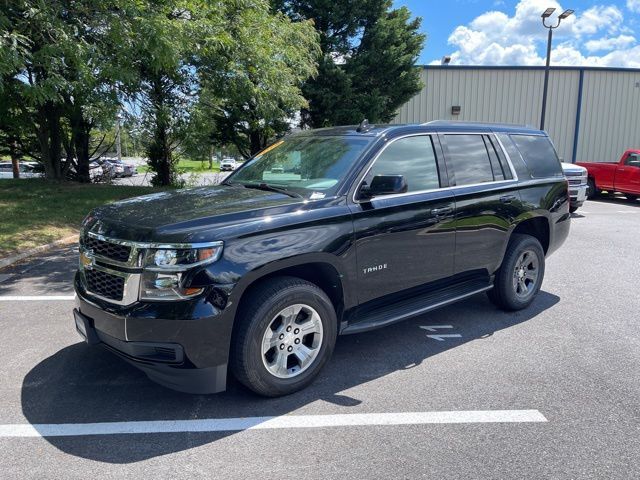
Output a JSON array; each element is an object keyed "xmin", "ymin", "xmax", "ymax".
[
  {"xmin": 444, "ymin": 134, "xmax": 495, "ymax": 186},
  {"xmin": 485, "ymin": 136, "xmax": 505, "ymax": 181},
  {"xmin": 486, "ymin": 135, "xmax": 513, "ymax": 180},
  {"xmin": 495, "ymin": 133, "xmax": 532, "ymax": 179},
  {"xmin": 366, "ymin": 136, "xmax": 441, "ymax": 192},
  {"xmin": 625, "ymin": 153, "xmax": 640, "ymax": 167},
  {"xmin": 510, "ymin": 135, "xmax": 563, "ymax": 178}
]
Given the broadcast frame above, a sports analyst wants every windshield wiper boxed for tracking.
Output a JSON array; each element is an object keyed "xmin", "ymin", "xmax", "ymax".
[{"xmin": 239, "ymin": 182, "xmax": 303, "ymax": 199}]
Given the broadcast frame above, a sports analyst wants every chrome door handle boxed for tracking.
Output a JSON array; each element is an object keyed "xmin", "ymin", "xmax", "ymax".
[
  {"xmin": 431, "ymin": 207, "xmax": 453, "ymax": 217},
  {"xmin": 500, "ymin": 195, "xmax": 517, "ymax": 203}
]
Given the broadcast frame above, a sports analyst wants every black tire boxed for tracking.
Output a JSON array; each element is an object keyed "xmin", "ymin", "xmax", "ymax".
[
  {"xmin": 487, "ymin": 234, "xmax": 545, "ymax": 311},
  {"xmin": 569, "ymin": 206, "xmax": 578, "ymax": 213},
  {"xmin": 626, "ymin": 194, "xmax": 638, "ymax": 202},
  {"xmin": 587, "ymin": 178, "xmax": 597, "ymax": 199},
  {"xmin": 230, "ymin": 276, "xmax": 337, "ymax": 397}
]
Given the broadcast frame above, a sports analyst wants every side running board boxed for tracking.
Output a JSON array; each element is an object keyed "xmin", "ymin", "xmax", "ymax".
[{"xmin": 341, "ymin": 279, "xmax": 493, "ymax": 335}]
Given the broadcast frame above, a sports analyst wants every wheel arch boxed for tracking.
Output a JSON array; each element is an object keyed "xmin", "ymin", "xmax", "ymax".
[
  {"xmin": 228, "ymin": 254, "xmax": 349, "ymax": 330},
  {"xmin": 511, "ymin": 216, "xmax": 551, "ymax": 254}
]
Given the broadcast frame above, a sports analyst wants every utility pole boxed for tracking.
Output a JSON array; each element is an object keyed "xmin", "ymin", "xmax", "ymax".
[
  {"xmin": 540, "ymin": 7, "xmax": 574, "ymax": 130},
  {"xmin": 115, "ymin": 112, "xmax": 123, "ymax": 162}
]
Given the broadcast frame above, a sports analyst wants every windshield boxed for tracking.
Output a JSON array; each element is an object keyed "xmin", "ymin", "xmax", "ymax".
[{"xmin": 228, "ymin": 135, "xmax": 372, "ymax": 198}]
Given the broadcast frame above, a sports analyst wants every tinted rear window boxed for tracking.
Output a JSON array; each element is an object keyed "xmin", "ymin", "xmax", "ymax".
[
  {"xmin": 444, "ymin": 134, "xmax": 495, "ymax": 186},
  {"xmin": 510, "ymin": 135, "xmax": 563, "ymax": 178}
]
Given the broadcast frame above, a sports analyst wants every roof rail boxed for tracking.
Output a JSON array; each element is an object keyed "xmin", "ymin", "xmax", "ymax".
[{"xmin": 421, "ymin": 120, "xmax": 535, "ymax": 129}]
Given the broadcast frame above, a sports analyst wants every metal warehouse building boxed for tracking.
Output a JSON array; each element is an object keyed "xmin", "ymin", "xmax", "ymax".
[{"xmin": 393, "ymin": 66, "xmax": 640, "ymax": 164}]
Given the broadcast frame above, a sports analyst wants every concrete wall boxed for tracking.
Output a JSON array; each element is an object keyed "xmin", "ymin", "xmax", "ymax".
[{"xmin": 393, "ymin": 66, "xmax": 640, "ymax": 163}]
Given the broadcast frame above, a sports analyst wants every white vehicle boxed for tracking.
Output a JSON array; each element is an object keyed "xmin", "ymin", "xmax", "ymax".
[
  {"xmin": 561, "ymin": 162, "xmax": 588, "ymax": 213},
  {"xmin": 0, "ymin": 161, "xmax": 44, "ymax": 179},
  {"xmin": 220, "ymin": 158, "xmax": 237, "ymax": 171}
]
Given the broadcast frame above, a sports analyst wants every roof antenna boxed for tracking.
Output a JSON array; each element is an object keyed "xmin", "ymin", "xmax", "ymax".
[{"xmin": 356, "ymin": 119, "xmax": 370, "ymax": 133}]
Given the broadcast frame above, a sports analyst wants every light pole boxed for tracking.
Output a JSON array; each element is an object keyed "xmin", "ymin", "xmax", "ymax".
[{"xmin": 540, "ymin": 7, "xmax": 574, "ymax": 130}]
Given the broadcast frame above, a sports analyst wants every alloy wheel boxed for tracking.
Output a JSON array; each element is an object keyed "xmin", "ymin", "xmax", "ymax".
[
  {"xmin": 261, "ymin": 304, "xmax": 324, "ymax": 379},
  {"xmin": 512, "ymin": 250, "xmax": 540, "ymax": 299}
]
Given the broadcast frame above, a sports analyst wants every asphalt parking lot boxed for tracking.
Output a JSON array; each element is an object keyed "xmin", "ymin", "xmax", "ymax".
[{"xmin": 0, "ymin": 197, "xmax": 638, "ymax": 479}]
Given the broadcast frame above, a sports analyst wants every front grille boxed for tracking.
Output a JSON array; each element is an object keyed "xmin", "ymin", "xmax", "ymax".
[
  {"xmin": 85, "ymin": 269, "xmax": 125, "ymax": 301},
  {"xmin": 85, "ymin": 236, "xmax": 131, "ymax": 263},
  {"xmin": 568, "ymin": 178, "xmax": 584, "ymax": 186}
]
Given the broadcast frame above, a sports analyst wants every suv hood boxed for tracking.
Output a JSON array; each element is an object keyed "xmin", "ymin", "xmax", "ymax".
[{"xmin": 89, "ymin": 185, "xmax": 305, "ymax": 242}]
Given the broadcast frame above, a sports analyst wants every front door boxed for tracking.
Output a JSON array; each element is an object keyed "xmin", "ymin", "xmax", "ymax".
[
  {"xmin": 617, "ymin": 152, "xmax": 640, "ymax": 195},
  {"xmin": 349, "ymin": 134, "xmax": 456, "ymax": 305}
]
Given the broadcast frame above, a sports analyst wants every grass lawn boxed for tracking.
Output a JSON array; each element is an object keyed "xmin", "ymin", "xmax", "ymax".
[
  {"xmin": 138, "ymin": 158, "xmax": 221, "ymax": 174},
  {"xmin": 0, "ymin": 179, "xmax": 164, "ymax": 258}
]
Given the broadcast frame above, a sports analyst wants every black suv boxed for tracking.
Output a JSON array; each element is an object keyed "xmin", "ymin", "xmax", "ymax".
[{"xmin": 74, "ymin": 121, "xmax": 570, "ymax": 396}]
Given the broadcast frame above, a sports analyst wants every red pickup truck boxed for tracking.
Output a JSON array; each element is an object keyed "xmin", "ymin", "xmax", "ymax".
[{"xmin": 578, "ymin": 149, "xmax": 640, "ymax": 201}]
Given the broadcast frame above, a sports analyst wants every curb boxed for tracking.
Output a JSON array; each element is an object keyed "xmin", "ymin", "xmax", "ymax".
[{"xmin": 0, "ymin": 234, "xmax": 78, "ymax": 270}]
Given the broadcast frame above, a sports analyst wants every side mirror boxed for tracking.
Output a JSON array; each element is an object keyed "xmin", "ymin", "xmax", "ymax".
[{"xmin": 360, "ymin": 174, "xmax": 408, "ymax": 199}]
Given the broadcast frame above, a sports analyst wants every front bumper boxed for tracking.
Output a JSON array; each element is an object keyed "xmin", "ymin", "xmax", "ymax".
[
  {"xmin": 73, "ymin": 273, "xmax": 234, "ymax": 394},
  {"xmin": 569, "ymin": 184, "xmax": 588, "ymax": 208}
]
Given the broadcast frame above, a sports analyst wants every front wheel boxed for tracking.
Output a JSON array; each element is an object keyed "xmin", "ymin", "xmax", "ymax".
[
  {"xmin": 487, "ymin": 234, "xmax": 545, "ymax": 311},
  {"xmin": 569, "ymin": 206, "xmax": 579, "ymax": 213},
  {"xmin": 587, "ymin": 178, "xmax": 597, "ymax": 199},
  {"xmin": 626, "ymin": 194, "xmax": 638, "ymax": 202},
  {"xmin": 230, "ymin": 276, "xmax": 337, "ymax": 397}
]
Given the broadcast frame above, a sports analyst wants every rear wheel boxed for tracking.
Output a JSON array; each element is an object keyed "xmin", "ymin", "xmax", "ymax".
[
  {"xmin": 626, "ymin": 194, "xmax": 638, "ymax": 202},
  {"xmin": 569, "ymin": 206, "xmax": 579, "ymax": 213},
  {"xmin": 230, "ymin": 276, "xmax": 337, "ymax": 397},
  {"xmin": 487, "ymin": 234, "xmax": 545, "ymax": 311}
]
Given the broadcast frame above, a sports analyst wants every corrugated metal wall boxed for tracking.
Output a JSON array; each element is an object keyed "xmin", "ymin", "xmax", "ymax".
[
  {"xmin": 393, "ymin": 67, "xmax": 640, "ymax": 163},
  {"xmin": 576, "ymin": 70, "xmax": 640, "ymax": 162}
]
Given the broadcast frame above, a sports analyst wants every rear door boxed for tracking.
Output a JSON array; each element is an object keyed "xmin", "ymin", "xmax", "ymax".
[
  {"xmin": 616, "ymin": 152, "xmax": 640, "ymax": 194},
  {"xmin": 440, "ymin": 133, "xmax": 520, "ymax": 277},
  {"xmin": 350, "ymin": 134, "xmax": 456, "ymax": 304}
]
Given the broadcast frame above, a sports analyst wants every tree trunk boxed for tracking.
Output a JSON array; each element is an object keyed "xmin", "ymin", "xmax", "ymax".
[
  {"xmin": 48, "ymin": 106, "xmax": 62, "ymax": 179},
  {"xmin": 147, "ymin": 76, "xmax": 175, "ymax": 186},
  {"xmin": 70, "ymin": 107, "xmax": 91, "ymax": 183},
  {"xmin": 37, "ymin": 102, "xmax": 63, "ymax": 180},
  {"xmin": 10, "ymin": 143, "xmax": 20, "ymax": 179},
  {"xmin": 249, "ymin": 129, "xmax": 264, "ymax": 157}
]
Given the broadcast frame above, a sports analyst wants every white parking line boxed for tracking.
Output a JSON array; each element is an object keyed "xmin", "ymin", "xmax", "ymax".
[
  {"xmin": 0, "ymin": 295, "xmax": 76, "ymax": 302},
  {"xmin": 0, "ymin": 410, "xmax": 547, "ymax": 438}
]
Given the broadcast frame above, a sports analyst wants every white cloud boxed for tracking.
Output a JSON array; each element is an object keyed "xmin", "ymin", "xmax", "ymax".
[
  {"xmin": 441, "ymin": 0, "xmax": 640, "ymax": 67},
  {"xmin": 628, "ymin": 0, "xmax": 640, "ymax": 14},
  {"xmin": 571, "ymin": 6, "xmax": 622, "ymax": 36},
  {"xmin": 584, "ymin": 34, "xmax": 636, "ymax": 52}
]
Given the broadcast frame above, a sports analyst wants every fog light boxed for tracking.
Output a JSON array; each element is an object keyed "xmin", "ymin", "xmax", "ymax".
[{"xmin": 154, "ymin": 275, "xmax": 179, "ymax": 289}]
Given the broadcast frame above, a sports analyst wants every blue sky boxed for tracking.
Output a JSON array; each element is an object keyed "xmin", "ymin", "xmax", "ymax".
[{"xmin": 394, "ymin": 0, "xmax": 640, "ymax": 67}]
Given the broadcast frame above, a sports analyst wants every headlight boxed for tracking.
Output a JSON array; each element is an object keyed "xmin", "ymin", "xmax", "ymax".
[
  {"xmin": 143, "ymin": 245, "xmax": 223, "ymax": 271},
  {"xmin": 140, "ymin": 243, "xmax": 223, "ymax": 301}
]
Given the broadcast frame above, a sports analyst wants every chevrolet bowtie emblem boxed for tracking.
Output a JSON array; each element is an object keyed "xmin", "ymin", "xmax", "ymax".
[{"xmin": 80, "ymin": 251, "xmax": 94, "ymax": 270}]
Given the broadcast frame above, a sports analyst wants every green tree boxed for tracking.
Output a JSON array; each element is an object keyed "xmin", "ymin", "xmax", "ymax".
[
  {"xmin": 197, "ymin": 2, "xmax": 320, "ymax": 158},
  {"xmin": 274, "ymin": 0, "xmax": 425, "ymax": 127},
  {"xmin": 1, "ymin": 1, "xmax": 135, "ymax": 181},
  {"xmin": 0, "ymin": 79, "xmax": 39, "ymax": 177},
  {"xmin": 126, "ymin": 0, "xmax": 231, "ymax": 186}
]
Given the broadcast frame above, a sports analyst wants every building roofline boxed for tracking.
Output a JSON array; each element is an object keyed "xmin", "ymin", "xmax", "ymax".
[{"xmin": 419, "ymin": 65, "xmax": 640, "ymax": 73}]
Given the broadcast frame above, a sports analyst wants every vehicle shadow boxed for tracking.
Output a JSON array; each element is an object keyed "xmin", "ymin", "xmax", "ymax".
[
  {"xmin": 21, "ymin": 291, "xmax": 560, "ymax": 463},
  {"xmin": 589, "ymin": 194, "xmax": 640, "ymax": 208}
]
